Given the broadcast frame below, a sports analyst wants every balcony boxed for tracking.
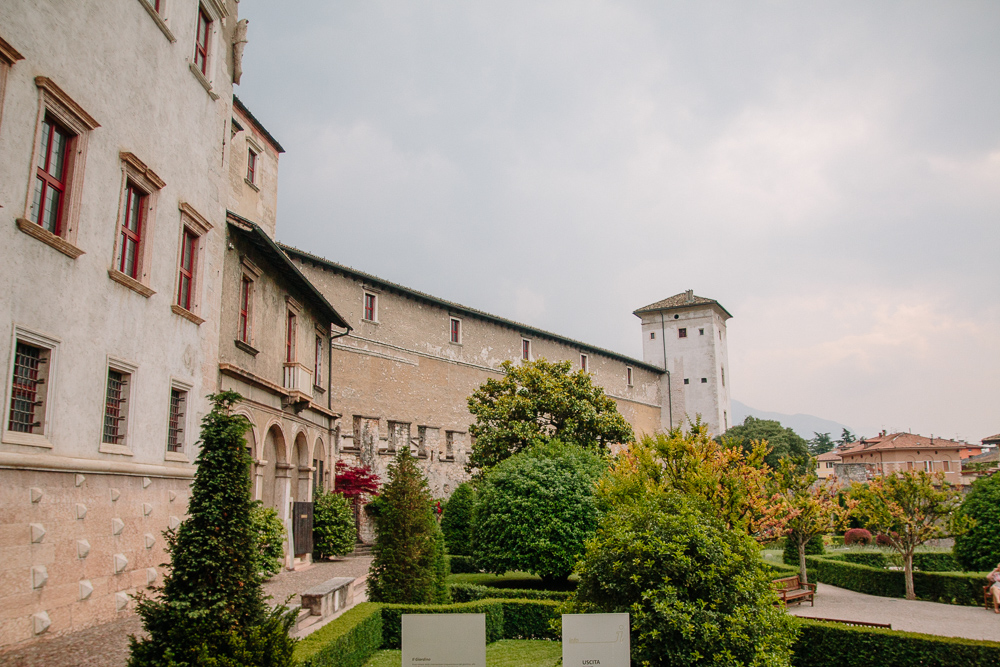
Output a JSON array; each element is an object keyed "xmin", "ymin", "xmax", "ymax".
[{"xmin": 283, "ymin": 362, "xmax": 313, "ymax": 410}]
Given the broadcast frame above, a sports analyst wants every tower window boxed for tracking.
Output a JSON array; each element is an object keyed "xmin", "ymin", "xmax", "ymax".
[
  {"xmin": 678, "ymin": 328, "xmax": 687, "ymax": 338},
  {"xmin": 683, "ymin": 378, "xmax": 689, "ymax": 385},
  {"xmin": 701, "ymin": 378, "xmax": 707, "ymax": 383},
  {"xmin": 521, "ymin": 339, "xmax": 531, "ymax": 361},
  {"xmin": 626, "ymin": 367, "xmax": 633, "ymax": 386},
  {"xmin": 650, "ymin": 332, "xmax": 655, "ymax": 340},
  {"xmin": 699, "ymin": 328, "xmax": 704, "ymax": 335},
  {"xmin": 580, "ymin": 354, "xmax": 588, "ymax": 372}
]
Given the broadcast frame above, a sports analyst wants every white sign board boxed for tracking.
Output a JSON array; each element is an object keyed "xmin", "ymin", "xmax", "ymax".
[
  {"xmin": 563, "ymin": 613, "xmax": 630, "ymax": 667},
  {"xmin": 401, "ymin": 613, "xmax": 486, "ymax": 667}
]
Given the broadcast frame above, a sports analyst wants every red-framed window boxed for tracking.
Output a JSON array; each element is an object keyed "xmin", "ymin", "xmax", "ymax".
[
  {"xmin": 8, "ymin": 342, "xmax": 46, "ymax": 434},
  {"xmin": 522, "ymin": 339, "xmax": 530, "ymax": 361},
  {"xmin": 364, "ymin": 293, "xmax": 377, "ymax": 321},
  {"xmin": 30, "ymin": 116, "xmax": 72, "ymax": 235},
  {"xmin": 103, "ymin": 369, "xmax": 128, "ymax": 445},
  {"xmin": 314, "ymin": 334, "xmax": 323, "ymax": 383},
  {"xmin": 246, "ymin": 148, "xmax": 257, "ymax": 184},
  {"xmin": 194, "ymin": 8, "xmax": 211, "ymax": 75},
  {"xmin": 117, "ymin": 181, "xmax": 146, "ymax": 279},
  {"xmin": 167, "ymin": 388, "xmax": 186, "ymax": 452},
  {"xmin": 153, "ymin": 0, "xmax": 161, "ymax": 13},
  {"xmin": 580, "ymin": 354, "xmax": 588, "ymax": 371},
  {"xmin": 176, "ymin": 229, "xmax": 197, "ymax": 310},
  {"xmin": 286, "ymin": 311, "xmax": 297, "ymax": 362},
  {"xmin": 450, "ymin": 318, "xmax": 461, "ymax": 344},
  {"xmin": 238, "ymin": 276, "xmax": 253, "ymax": 343}
]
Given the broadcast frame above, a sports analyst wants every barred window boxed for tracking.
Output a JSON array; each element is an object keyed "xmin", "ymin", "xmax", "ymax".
[
  {"xmin": 167, "ymin": 388, "xmax": 186, "ymax": 452},
  {"xmin": 102, "ymin": 368, "xmax": 130, "ymax": 445},
  {"xmin": 8, "ymin": 342, "xmax": 49, "ymax": 434}
]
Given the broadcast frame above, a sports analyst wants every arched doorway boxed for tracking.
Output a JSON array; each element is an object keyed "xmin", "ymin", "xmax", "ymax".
[
  {"xmin": 262, "ymin": 424, "xmax": 287, "ymax": 513},
  {"xmin": 293, "ymin": 432, "xmax": 310, "ymax": 502},
  {"xmin": 313, "ymin": 437, "xmax": 327, "ymax": 493}
]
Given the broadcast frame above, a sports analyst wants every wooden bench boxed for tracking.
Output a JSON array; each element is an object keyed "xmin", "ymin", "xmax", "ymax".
[{"xmin": 774, "ymin": 575, "xmax": 817, "ymax": 606}]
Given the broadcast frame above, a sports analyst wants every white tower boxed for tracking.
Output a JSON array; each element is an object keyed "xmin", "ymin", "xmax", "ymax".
[{"xmin": 634, "ymin": 290, "xmax": 733, "ymax": 437}]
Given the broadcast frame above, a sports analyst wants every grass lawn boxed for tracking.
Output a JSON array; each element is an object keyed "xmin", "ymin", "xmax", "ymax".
[
  {"xmin": 447, "ymin": 571, "xmax": 578, "ymax": 590},
  {"xmin": 362, "ymin": 639, "xmax": 562, "ymax": 667}
]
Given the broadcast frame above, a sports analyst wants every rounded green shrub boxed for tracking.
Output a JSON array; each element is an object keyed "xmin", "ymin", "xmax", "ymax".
[
  {"xmin": 472, "ymin": 440, "xmax": 605, "ymax": 583},
  {"xmin": 441, "ymin": 482, "xmax": 476, "ymax": 556},
  {"xmin": 313, "ymin": 489, "xmax": 357, "ymax": 560},
  {"xmin": 250, "ymin": 501, "xmax": 286, "ymax": 580},
  {"xmin": 568, "ymin": 493, "xmax": 796, "ymax": 667},
  {"xmin": 954, "ymin": 473, "xmax": 1000, "ymax": 572},
  {"xmin": 367, "ymin": 448, "xmax": 450, "ymax": 604}
]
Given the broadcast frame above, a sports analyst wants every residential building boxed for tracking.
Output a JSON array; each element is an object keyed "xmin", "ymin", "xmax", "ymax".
[{"xmin": 836, "ymin": 432, "xmax": 981, "ymax": 486}]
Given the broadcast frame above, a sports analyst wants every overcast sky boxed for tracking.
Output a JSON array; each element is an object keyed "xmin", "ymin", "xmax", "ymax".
[{"xmin": 236, "ymin": 1, "xmax": 999, "ymax": 442}]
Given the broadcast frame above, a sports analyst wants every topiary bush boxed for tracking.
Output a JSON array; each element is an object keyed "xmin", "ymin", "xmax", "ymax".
[
  {"xmin": 367, "ymin": 447, "xmax": 450, "ymax": 604},
  {"xmin": 472, "ymin": 440, "xmax": 605, "ymax": 584},
  {"xmin": 128, "ymin": 392, "xmax": 295, "ymax": 667},
  {"xmin": 844, "ymin": 528, "xmax": 872, "ymax": 546},
  {"xmin": 440, "ymin": 482, "xmax": 476, "ymax": 556},
  {"xmin": 783, "ymin": 533, "xmax": 825, "ymax": 566},
  {"xmin": 293, "ymin": 602, "xmax": 384, "ymax": 667},
  {"xmin": 567, "ymin": 492, "xmax": 797, "ymax": 667},
  {"xmin": 250, "ymin": 501, "xmax": 286, "ymax": 580},
  {"xmin": 313, "ymin": 489, "xmax": 357, "ymax": 560},
  {"xmin": 954, "ymin": 473, "xmax": 1000, "ymax": 572}
]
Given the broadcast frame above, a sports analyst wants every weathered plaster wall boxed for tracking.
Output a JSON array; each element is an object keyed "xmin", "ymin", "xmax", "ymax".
[{"xmin": 227, "ymin": 105, "xmax": 280, "ymax": 238}]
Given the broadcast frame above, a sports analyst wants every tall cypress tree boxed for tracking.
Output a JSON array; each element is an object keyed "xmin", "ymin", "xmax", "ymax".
[
  {"xmin": 129, "ymin": 392, "xmax": 295, "ymax": 667},
  {"xmin": 367, "ymin": 447, "xmax": 449, "ymax": 604}
]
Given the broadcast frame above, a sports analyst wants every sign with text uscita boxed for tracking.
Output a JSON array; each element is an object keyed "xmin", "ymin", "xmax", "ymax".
[
  {"xmin": 563, "ymin": 613, "xmax": 630, "ymax": 667},
  {"xmin": 401, "ymin": 613, "xmax": 486, "ymax": 667}
]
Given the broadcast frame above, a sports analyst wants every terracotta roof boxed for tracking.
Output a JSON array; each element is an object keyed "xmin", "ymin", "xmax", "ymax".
[
  {"xmin": 982, "ymin": 433, "xmax": 1000, "ymax": 445},
  {"xmin": 966, "ymin": 449, "xmax": 1000, "ymax": 464},
  {"xmin": 816, "ymin": 450, "xmax": 842, "ymax": 461},
  {"xmin": 633, "ymin": 291, "xmax": 733, "ymax": 319},
  {"xmin": 840, "ymin": 432, "xmax": 966, "ymax": 458}
]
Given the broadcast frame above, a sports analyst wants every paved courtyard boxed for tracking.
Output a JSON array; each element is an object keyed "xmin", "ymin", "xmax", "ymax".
[
  {"xmin": 786, "ymin": 583, "xmax": 1000, "ymax": 642},
  {"xmin": 0, "ymin": 556, "xmax": 372, "ymax": 667}
]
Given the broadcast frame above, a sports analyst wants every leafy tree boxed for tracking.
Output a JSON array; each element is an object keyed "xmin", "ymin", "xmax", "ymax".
[
  {"xmin": 129, "ymin": 392, "xmax": 294, "ymax": 667},
  {"xmin": 467, "ymin": 359, "xmax": 634, "ymax": 473},
  {"xmin": 367, "ymin": 448, "xmax": 449, "ymax": 604},
  {"xmin": 720, "ymin": 416, "xmax": 810, "ymax": 469},
  {"xmin": 953, "ymin": 473, "xmax": 1000, "ymax": 572},
  {"xmin": 249, "ymin": 501, "xmax": 286, "ymax": 580},
  {"xmin": 566, "ymin": 493, "xmax": 796, "ymax": 667},
  {"xmin": 809, "ymin": 432, "xmax": 834, "ymax": 456},
  {"xmin": 598, "ymin": 423, "xmax": 785, "ymax": 541},
  {"xmin": 334, "ymin": 459, "xmax": 381, "ymax": 502},
  {"xmin": 782, "ymin": 533, "xmax": 824, "ymax": 566},
  {"xmin": 313, "ymin": 489, "xmax": 357, "ymax": 560},
  {"xmin": 838, "ymin": 428, "xmax": 857, "ymax": 447},
  {"xmin": 851, "ymin": 471, "xmax": 970, "ymax": 599},
  {"xmin": 440, "ymin": 482, "xmax": 476, "ymax": 556},
  {"xmin": 771, "ymin": 460, "xmax": 853, "ymax": 583},
  {"xmin": 473, "ymin": 440, "xmax": 605, "ymax": 583}
]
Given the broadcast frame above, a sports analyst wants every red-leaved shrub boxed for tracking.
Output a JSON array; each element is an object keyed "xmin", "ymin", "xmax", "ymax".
[
  {"xmin": 844, "ymin": 528, "xmax": 873, "ymax": 546},
  {"xmin": 875, "ymin": 532, "xmax": 897, "ymax": 546}
]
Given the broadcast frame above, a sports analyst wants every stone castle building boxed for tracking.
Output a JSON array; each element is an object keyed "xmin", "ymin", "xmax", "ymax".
[{"xmin": 0, "ymin": 0, "xmax": 731, "ymax": 649}]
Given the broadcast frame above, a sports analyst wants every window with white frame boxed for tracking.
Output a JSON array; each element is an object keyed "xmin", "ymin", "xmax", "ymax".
[
  {"xmin": 166, "ymin": 386, "xmax": 187, "ymax": 453},
  {"xmin": 172, "ymin": 203, "xmax": 213, "ymax": 323},
  {"xmin": 314, "ymin": 334, "xmax": 324, "ymax": 387},
  {"xmin": 4, "ymin": 329, "xmax": 60, "ymax": 448},
  {"xmin": 580, "ymin": 354, "xmax": 588, "ymax": 372},
  {"xmin": 245, "ymin": 144, "xmax": 259, "ymax": 188},
  {"xmin": 109, "ymin": 152, "xmax": 164, "ymax": 296},
  {"xmin": 101, "ymin": 359, "xmax": 137, "ymax": 452},
  {"xmin": 286, "ymin": 311, "xmax": 297, "ymax": 363},
  {"xmin": 450, "ymin": 317, "xmax": 462, "ymax": 344},
  {"xmin": 363, "ymin": 292, "xmax": 378, "ymax": 322},
  {"xmin": 17, "ymin": 77, "xmax": 99, "ymax": 258}
]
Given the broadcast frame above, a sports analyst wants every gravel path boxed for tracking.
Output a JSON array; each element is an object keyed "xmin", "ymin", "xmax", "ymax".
[
  {"xmin": 787, "ymin": 582, "xmax": 1000, "ymax": 641},
  {"xmin": 0, "ymin": 556, "xmax": 372, "ymax": 667}
]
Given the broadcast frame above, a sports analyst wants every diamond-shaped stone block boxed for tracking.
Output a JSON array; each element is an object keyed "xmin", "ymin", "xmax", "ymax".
[
  {"xmin": 32, "ymin": 611, "xmax": 51, "ymax": 635},
  {"xmin": 75, "ymin": 474, "xmax": 86, "ymax": 487},
  {"xmin": 31, "ymin": 565, "xmax": 48, "ymax": 589},
  {"xmin": 30, "ymin": 523, "xmax": 45, "ymax": 543},
  {"xmin": 76, "ymin": 504, "xmax": 87, "ymax": 520},
  {"xmin": 142, "ymin": 503, "xmax": 153, "ymax": 516},
  {"xmin": 79, "ymin": 579, "xmax": 93, "ymax": 600},
  {"xmin": 144, "ymin": 533, "xmax": 156, "ymax": 549},
  {"xmin": 77, "ymin": 539, "xmax": 91, "ymax": 559},
  {"xmin": 168, "ymin": 490, "xmax": 177, "ymax": 502},
  {"xmin": 169, "ymin": 516, "xmax": 181, "ymax": 530},
  {"xmin": 146, "ymin": 568, "xmax": 157, "ymax": 585},
  {"xmin": 110, "ymin": 488, "xmax": 121, "ymax": 502},
  {"xmin": 116, "ymin": 592, "xmax": 129, "ymax": 611},
  {"xmin": 112, "ymin": 518, "xmax": 125, "ymax": 536},
  {"xmin": 30, "ymin": 487, "xmax": 43, "ymax": 503},
  {"xmin": 142, "ymin": 477, "xmax": 152, "ymax": 489},
  {"xmin": 113, "ymin": 553, "xmax": 128, "ymax": 574}
]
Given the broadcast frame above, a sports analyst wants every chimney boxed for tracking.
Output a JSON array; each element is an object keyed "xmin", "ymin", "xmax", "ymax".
[{"xmin": 685, "ymin": 289, "xmax": 694, "ymax": 303}]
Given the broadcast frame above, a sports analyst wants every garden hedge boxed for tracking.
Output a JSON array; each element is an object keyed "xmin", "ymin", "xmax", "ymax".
[
  {"xmin": 449, "ymin": 582, "xmax": 573, "ymax": 603},
  {"xmin": 445, "ymin": 554, "xmax": 481, "ymax": 574},
  {"xmin": 792, "ymin": 618, "xmax": 1000, "ymax": 667},
  {"xmin": 805, "ymin": 556, "xmax": 988, "ymax": 605},
  {"xmin": 841, "ymin": 550, "xmax": 961, "ymax": 573},
  {"xmin": 293, "ymin": 602, "xmax": 384, "ymax": 667},
  {"xmin": 842, "ymin": 552, "xmax": 889, "ymax": 569}
]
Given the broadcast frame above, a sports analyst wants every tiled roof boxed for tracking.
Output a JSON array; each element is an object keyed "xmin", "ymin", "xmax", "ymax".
[
  {"xmin": 840, "ymin": 432, "xmax": 968, "ymax": 457},
  {"xmin": 966, "ymin": 449, "xmax": 1000, "ymax": 463},
  {"xmin": 816, "ymin": 450, "xmax": 842, "ymax": 461},
  {"xmin": 982, "ymin": 433, "xmax": 1000, "ymax": 444},
  {"xmin": 633, "ymin": 291, "xmax": 733, "ymax": 319},
  {"xmin": 279, "ymin": 244, "xmax": 667, "ymax": 374}
]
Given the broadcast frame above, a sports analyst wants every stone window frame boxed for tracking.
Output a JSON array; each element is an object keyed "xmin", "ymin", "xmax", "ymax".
[
  {"xmin": 134, "ymin": 0, "xmax": 177, "ymax": 43},
  {"xmin": 449, "ymin": 316, "xmax": 462, "ymax": 345},
  {"xmin": 164, "ymin": 378, "xmax": 193, "ymax": 462},
  {"xmin": 171, "ymin": 203, "xmax": 213, "ymax": 325},
  {"xmin": 363, "ymin": 290, "xmax": 379, "ymax": 323},
  {"xmin": 2, "ymin": 326, "xmax": 61, "ymax": 449},
  {"xmin": 580, "ymin": 353, "xmax": 588, "ymax": 372},
  {"xmin": 0, "ymin": 34, "xmax": 24, "ymax": 135},
  {"xmin": 245, "ymin": 135, "xmax": 263, "ymax": 191},
  {"xmin": 99, "ymin": 356, "xmax": 139, "ymax": 456},
  {"xmin": 313, "ymin": 327, "xmax": 327, "ymax": 392},
  {"xmin": 236, "ymin": 256, "xmax": 261, "ymax": 354},
  {"xmin": 626, "ymin": 366, "xmax": 634, "ymax": 387},
  {"xmin": 188, "ymin": 0, "xmax": 228, "ymax": 100},
  {"xmin": 17, "ymin": 77, "xmax": 100, "ymax": 259},
  {"xmin": 521, "ymin": 338, "xmax": 531, "ymax": 362},
  {"xmin": 108, "ymin": 152, "xmax": 165, "ymax": 298}
]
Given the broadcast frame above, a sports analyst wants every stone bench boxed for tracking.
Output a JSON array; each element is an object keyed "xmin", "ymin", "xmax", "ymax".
[{"xmin": 300, "ymin": 577, "xmax": 356, "ymax": 620}]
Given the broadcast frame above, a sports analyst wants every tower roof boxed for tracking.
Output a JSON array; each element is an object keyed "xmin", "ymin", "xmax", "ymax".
[{"xmin": 633, "ymin": 290, "xmax": 732, "ymax": 319}]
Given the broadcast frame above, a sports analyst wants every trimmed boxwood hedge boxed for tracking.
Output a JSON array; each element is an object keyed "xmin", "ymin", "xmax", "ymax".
[
  {"xmin": 449, "ymin": 582, "xmax": 573, "ymax": 603},
  {"xmin": 841, "ymin": 550, "xmax": 961, "ymax": 573},
  {"xmin": 792, "ymin": 618, "xmax": 1000, "ymax": 667},
  {"xmin": 293, "ymin": 602, "xmax": 384, "ymax": 667},
  {"xmin": 805, "ymin": 556, "xmax": 988, "ymax": 605},
  {"xmin": 842, "ymin": 551, "xmax": 889, "ymax": 568}
]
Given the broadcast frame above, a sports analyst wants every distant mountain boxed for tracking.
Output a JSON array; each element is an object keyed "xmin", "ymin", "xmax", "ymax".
[{"xmin": 730, "ymin": 400, "xmax": 855, "ymax": 441}]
